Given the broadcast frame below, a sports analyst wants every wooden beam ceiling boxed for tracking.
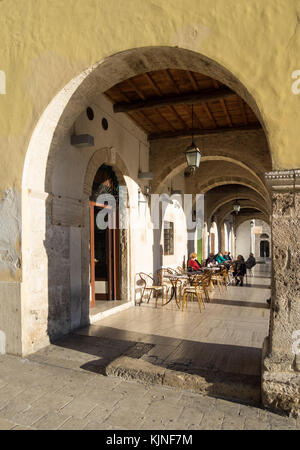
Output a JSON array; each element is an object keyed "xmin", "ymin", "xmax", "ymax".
[
  {"xmin": 104, "ymin": 69, "xmax": 261, "ymax": 139},
  {"xmin": 113, "ymin": 86, "xmax": 235, "ymax": 113}
]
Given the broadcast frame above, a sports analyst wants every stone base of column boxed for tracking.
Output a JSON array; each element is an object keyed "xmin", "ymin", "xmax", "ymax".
[{"xmin": 261, "ymin": 337, "xmax": 300, "ymax": 417}]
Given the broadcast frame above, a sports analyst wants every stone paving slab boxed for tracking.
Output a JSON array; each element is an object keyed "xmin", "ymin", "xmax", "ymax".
[{"xmin": 0, "ymin": 354, "xmax": 299, "ymax": 430}]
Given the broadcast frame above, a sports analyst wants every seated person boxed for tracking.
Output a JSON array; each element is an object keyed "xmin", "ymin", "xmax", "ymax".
[
  {"xmin": 205, "ymin": 253, "xmax": 216, "ymax": 267},
  {"xmin": 223, "ymin": 251, "xmax": 232, "ymax": 261},
  {"xmin": 187, "ymin": 252, "xmax": 202, "ymax": 271},
  {"xmin": 215, "ymin": 252, "xmax": 227, "ymax": 264},
  {"xmin": 246, "ymin": 253, "xmax": 256, "ymax": 270},
  {"xmin": 232, "ymin": 255, "xmax": 247, "ymax": 286}
]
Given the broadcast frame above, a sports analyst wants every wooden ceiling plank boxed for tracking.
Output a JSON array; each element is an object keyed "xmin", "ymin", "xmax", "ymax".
[
  {"xmin": 143, "ymin": 72, "xmax": 163, "ymax": 97},
  {"xmin": 117, "ymin": 86, "xmax": 131, "ymax": 103},
  {"xmin": 164, "ymin": 72, "xmax": 201, "ymax": 130},
  {"xmin": 127, "ymin": 79, "xmax": 147, "ymax": 100},
  {"xmin": 220, "ymin": 98, "xmax": 233, "ymax": 127},
  {"xmin": 164, "ymin": 69, "xmax": 181, "ymax": 95},
  {"xmin": 138, "ymin": 110, "xmax": 163, "ymax": 133},
  {"xmin": 187, "ymin": 71, "xmax": 199, "ymax": 92},
  {"xmin": 148, "ymin": 123, "xmax": 262, "ymax": 141},
  {"xmin": 239, "ymin": 98, "xmax": 248, "ymax": 125},
  {"xmin": 154, "ymin": 108, "xmax": 176, "ymax": 131},
  {"xmin": 169, "ymin": 105, "xmax": 189, "ymax": 129},
  {"xmin": 127, "ymin": 112, "xmax": 152, "ymax": 132},
  {"xmin": 202, "ymin": 102, "xmax": 217, "ymax": 128}
]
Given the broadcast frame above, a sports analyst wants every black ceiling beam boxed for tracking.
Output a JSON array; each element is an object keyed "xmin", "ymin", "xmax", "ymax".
[{"xmin": 113, "ymin": 86, "xmax": 235, "ymax": 113}]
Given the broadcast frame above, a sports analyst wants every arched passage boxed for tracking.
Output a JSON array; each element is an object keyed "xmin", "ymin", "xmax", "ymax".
[{"xmin": 19, "ymin": 45, "xmax": 286, "ymax": 413}]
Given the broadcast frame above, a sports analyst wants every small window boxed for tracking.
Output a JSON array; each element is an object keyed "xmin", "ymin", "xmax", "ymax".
[
  {"xmin": 163, "ymin": 221, "xmax": 174, "ymax": 255},
  {"xmin": 101, "ymin": 117, "xmax": 108, "ymax": 130},
  {"xmin": 86, "ymin": 107, "xmax": 94, "ymax": 120}
]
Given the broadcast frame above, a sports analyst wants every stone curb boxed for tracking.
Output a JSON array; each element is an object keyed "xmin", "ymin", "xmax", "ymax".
[{"xmin": 105, "ymin": 356, "xmax": 261, "ymax": 406}]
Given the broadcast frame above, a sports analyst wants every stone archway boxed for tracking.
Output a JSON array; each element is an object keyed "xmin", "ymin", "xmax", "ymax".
[
  {"xmin": 22, "ymin": 46, "xmax": 273, "ymax": 352},
  {"xmin": 20, "ymin": 45, "xmax": 300, "ymax": 417}
]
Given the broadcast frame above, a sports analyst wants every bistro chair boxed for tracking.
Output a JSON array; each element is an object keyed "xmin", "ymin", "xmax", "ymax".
[
  {"xmin": 157, "ymin": 268, "xmax": 173, "ymax": 297},
  {"xmin": 210, "ymin": 270, "xmax": 223, "ymax": 294},
  {"xmin": 138, "ymin": 272, "xmax": 168, "ymax": 307},
  {"xmin": 220, "ymin": 268, "xmax": 230, "ymax": 289},
  {"xmin": 181, "ymin": 276, "xmax": 206, "ymax": 313}
]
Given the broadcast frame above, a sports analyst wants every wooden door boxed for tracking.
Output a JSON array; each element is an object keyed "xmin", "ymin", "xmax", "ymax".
[{"xmin": 89, "ymin": 201, "xmax": 120, "ymax": 307}]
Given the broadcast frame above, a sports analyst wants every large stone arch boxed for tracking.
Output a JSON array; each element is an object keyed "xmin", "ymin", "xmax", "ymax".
[
  {"xmin": 22, "ymin": 46, "xmax": 273, "ymax": 196},
  {"xmin": 218, "ymin": 202, "xmax": 269, "ymax": 225},
  {"xmin": 199, "ymin": 176, "xmax": 266, "ymax": 199},
  {"xmin": 208, "ymin": 192, "xmax": 270, "ymax": 221},
  {"xmin": 20, "ymin": 46, "xmax": 274, "ymax": 358},
  {"xmin": 235, "ymin": 214, "xmax": 270, "ymax": 229},
  {"xmin": 154, "ymin": 154, "xmax": 269, "ymax": 197}
]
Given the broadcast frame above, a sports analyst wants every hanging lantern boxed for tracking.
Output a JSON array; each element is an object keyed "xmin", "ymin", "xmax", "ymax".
[
  {"xmin": 185, "ymin": 105, "xmax": 202, "ymax": 172},
  {"xmin": 185, "ymin": 141, "xmax": 202, "ymax": 171},
  {"xmin": 233, "ymin": 200, "xmax": 241, "ymax": 214}
]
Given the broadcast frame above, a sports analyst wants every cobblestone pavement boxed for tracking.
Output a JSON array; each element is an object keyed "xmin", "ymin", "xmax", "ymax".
[{"xmin": 0, "ymin": 354, "xmax": 299, "ymax": 430}]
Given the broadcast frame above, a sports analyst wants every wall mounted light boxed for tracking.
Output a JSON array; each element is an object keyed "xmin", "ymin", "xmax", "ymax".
[
  {"xmin": 71, "ymin": 134, "xmax": 94, "ymax": 148},
  {"xmin": 138, "ymin": 171, "xmax": 153, "ymax": 180}
]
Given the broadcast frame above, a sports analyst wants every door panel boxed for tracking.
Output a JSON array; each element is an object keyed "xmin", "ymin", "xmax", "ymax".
[{"xmin": 90, "ymin": 201, "xmax": 120, "ymax": 306}]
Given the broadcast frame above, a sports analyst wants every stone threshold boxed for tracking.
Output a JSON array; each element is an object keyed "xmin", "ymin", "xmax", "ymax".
[
  {"xmin": 105, "ymin": 354, "xmax": 261, "ymax": 406},
  {"xmin": 89, "ymin": 300, "xmax": 134, "ymax": 324}
]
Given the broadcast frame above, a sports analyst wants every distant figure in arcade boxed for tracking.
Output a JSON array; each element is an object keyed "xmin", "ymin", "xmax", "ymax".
[
  {"xmin": 233, "ymin": 255, "xmax": 247, "ymax": 286},
  {"xmin": 187, "ymin": 253, "xmax": 202, "ymax": 272},
  {"xmin": 223, "ymin": 251, "xmax": 232, "ymax": 261},
  {"xmin": 205, "ymin": 253, "xmax": 215, "ymax": 267},
  {"xmin": 215, "ymin": 252, "xmax": 227, "ymax": 264},
  {"xmin": 246, "ymin": 253, "xmax": 256, "ymax": 275}
]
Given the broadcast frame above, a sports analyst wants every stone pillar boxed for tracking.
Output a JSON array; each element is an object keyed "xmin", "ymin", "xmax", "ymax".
[
  {"xmin": 262, "ymin": 170, "xmax": 300, "ymax": 416},
  {"xmin": 220, "ymin": 221, "xmax": 226, "ymax": 253}
]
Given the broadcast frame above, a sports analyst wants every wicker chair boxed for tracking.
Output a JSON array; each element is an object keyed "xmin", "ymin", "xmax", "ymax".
[
  {"xmin": 181, "ymin": 275, "xmax": 206, "ymax": 312},
  {"xmin": 157, "ymin": 268, "xmax": 173, "ymax": 298}
]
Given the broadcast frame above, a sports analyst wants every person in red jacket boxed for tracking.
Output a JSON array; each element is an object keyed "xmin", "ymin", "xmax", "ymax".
[{"xmin": 187, "ymin": 252, "xmax": 202, "ymax": 271}]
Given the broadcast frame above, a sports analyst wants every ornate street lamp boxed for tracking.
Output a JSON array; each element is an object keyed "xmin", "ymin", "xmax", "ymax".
[
  {"xmin": 185, "ymin": 105, "xmax": 202, "ymax": 172},
  {"xmin": 233, "ymin": 200, "xmax": 241, "ymax": 214}
]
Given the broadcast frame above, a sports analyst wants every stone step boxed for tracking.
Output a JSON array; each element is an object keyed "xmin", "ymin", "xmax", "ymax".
[{"xmin": 105, "ymin": 355, "xmax": 261, "ymax": 406}]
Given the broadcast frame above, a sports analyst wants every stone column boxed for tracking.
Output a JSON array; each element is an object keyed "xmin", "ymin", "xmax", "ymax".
[{"xmin": 262, "ymin": 170, "xmax": 300, "ymax": 416}]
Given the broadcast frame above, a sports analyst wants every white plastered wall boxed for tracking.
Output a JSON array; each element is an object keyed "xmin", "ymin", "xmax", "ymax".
[{"xmin": 21, "ymin": 93, "xmax": 154, "ymax": 355}]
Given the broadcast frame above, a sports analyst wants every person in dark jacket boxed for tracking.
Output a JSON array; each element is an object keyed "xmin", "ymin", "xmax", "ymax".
[
  {"xmin": 246, "ymin": 253, "xmax": 256, "ymax": 270},
  {"xmin": 223, "ymin": 251, "xmax": 232, "ymax": 261},
  {"xmin": 205, "ymin": 253, "xmax": 215, "ymax": 267},
  {"xmin": 232, "ymin": 255, "xmax": 247, "ymax": 286}
]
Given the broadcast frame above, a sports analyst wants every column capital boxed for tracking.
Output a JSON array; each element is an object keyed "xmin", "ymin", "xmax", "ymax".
[{"xmin": 265, "ymin": 169, "xmax": 300, "ymax": 192}]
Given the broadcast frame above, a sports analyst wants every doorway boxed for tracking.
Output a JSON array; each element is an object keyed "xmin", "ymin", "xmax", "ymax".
[
  {"xmin": 260, "ymin": 240, "xmax": 270, "ymax": 258},
  {"xmin": 90, "ymin": 164, "xmax": 121, "ymax": 307}
]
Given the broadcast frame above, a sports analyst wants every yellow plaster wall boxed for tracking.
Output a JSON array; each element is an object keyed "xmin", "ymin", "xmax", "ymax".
[
  {"xmin": 0, "ymin": 0, "xmax": 299, "ymax": 192},
  {"xmin": 0, "ymin": 0, "xmax": 298, "ymax": 284}
]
